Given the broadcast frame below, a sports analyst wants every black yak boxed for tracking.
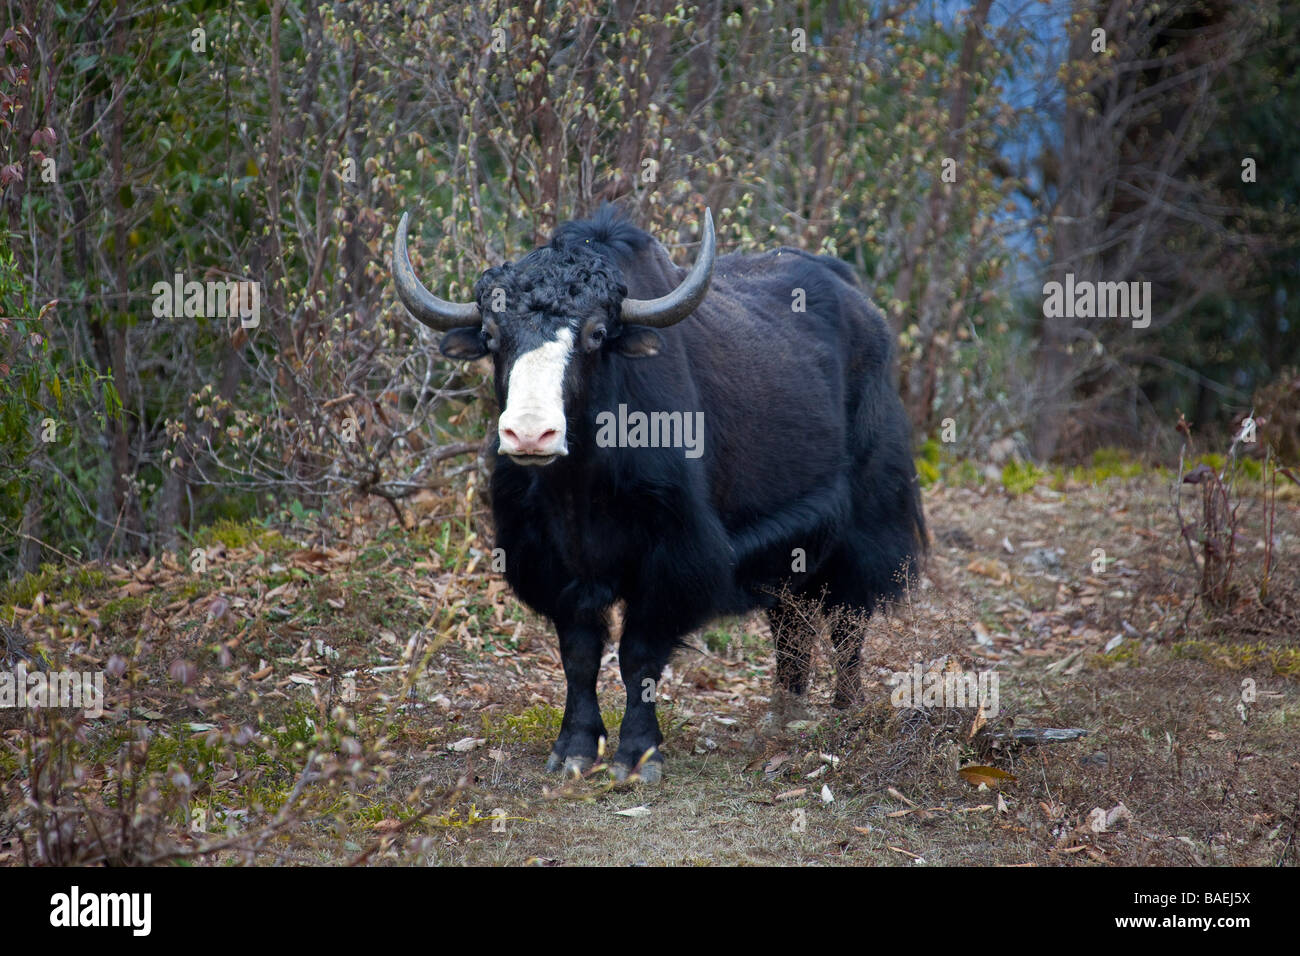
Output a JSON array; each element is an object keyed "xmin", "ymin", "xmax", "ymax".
[{"xmin": 393, "ymin": 206, "xmax": 926, "ymax": 782}]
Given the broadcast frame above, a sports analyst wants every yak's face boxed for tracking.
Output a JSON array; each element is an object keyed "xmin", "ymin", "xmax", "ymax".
[
  {"xmin": 438, "ymin": 245, "xmax": 664, "ymax": 466},
  {"xmin": 392, "ymin": 209, "xmax": 715, "ymax": 466}
]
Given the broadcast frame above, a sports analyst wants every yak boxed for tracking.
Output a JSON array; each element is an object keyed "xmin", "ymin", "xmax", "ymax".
[{"xmin": 393, "ymin": 206, "xmax": 926, "ymax": 783}]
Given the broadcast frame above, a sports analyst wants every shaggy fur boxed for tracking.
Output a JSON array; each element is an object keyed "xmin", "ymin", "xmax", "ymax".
[{"xmin": 440, "ymin": 206, "xmax": 927, "ymax": 776}]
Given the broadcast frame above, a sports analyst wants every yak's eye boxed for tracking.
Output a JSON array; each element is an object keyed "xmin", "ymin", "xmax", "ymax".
[
  {"xmin": 585, "ymin": 325, "xmax": 606, "ymax": 351},
  {"xmin": 483, "ymin": 321, "xmax": 501, "ymax": 351}
]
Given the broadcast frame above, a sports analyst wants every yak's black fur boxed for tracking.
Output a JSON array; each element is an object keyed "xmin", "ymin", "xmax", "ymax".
[{"xmin": 446, "ymin": 206, "xmax": 926, "ymax": 776}]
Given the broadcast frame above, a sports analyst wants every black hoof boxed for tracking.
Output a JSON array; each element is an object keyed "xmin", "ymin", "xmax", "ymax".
[
  {"xmin": 611, "ymin": 756, "xmax": 664, "ymax": 785},
  {"xmin": 546, "ymin": 753, "xmax": 594, "ymax": 777}
]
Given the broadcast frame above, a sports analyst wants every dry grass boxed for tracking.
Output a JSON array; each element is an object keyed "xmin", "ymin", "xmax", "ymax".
[{"xmin": 2, "ymin": 471, "xmax": 1298, "ymax": 866}]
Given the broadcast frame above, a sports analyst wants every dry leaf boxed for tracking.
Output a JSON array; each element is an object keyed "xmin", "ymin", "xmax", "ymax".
[
  {"xmin": 959, "ymin": 765, "xmax": 1017, "ymax": 788},
  {"xmin": 966, "ymin": 558, "xmax": 1011, "ymax": 584},
  {"xmin": 887, "ymin": 787, "xmax": 918, "ymax": 808}
]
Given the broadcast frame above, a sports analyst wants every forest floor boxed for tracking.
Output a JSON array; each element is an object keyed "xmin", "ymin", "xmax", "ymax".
[{"xmin": 3, "ymin": 467, "xmax": 1299, "ymax": 866}]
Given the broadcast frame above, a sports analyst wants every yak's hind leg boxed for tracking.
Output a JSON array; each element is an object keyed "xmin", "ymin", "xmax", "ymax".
[
  {"xmin": 765, "ymin": 601, "xmax": 816, "ymax": 722},
  {"xmin": 828, "ymin": 614, "xmax": 865, "ymax": 709},
  {"xmin": 767, "ymin": 602, "xmax": 813, "ymax": 696},
  {"xmin": 817, "ymin": 535, "xmax": 920, "ymax": 709}
]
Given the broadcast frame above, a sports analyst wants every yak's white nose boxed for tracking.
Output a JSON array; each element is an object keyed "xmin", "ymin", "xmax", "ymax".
[
  {"xmin": 498, "ymin": 328, "xmax": 574, "ymax": 463},
  {"xmin": 499, "ymin": 409, "xmax": 567, "ymax": 458}
]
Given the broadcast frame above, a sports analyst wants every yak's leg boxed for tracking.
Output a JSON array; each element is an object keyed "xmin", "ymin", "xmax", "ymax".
[
  {"xmin": 829, "ymin": 614, "xmax": 865, "ymax": 709},
  {"xmin": 545, "ymin": 615, "xmax": 609, "ymax": 775},
  {"xmin": 611, "ymin": 622, "xmax": 673, "ymax": 784},
  {"xmin": 742, "ymin": 602, "xmax": 814, "ymax": 747},
  {"xmin": 767, "ymin": 602, "xmax": 813, "ymax": 696}
]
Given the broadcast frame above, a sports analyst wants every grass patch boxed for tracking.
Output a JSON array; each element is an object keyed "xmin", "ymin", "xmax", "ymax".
[
  {"xmin": 193, "ymin": 518, "xmax": 289, "ymax": 552},
  {"xmin": 915, "ymin": 437, "xmax": 943, "ymax": 487},
  {"xmin": 1089, "ymin": 643, "xmax": 1140, "ymax": 668},
  {"xmin": 98, "ymin": 594, "xmax": 150, "ymax": 628},
  {"xmin": 1172, "ymin": 640, "xmax": 1300, "ymax": 679},
  {"xmin": 1001, "ymin": 459, "xmax": 1044, "ymax": 495},
  {"xmin": 1, "ymin": 564, "xmax": 107, "ymax": 608},
  {"xmin": 480, "ymin": 704, "xmax": 623, "ymax": 746}
]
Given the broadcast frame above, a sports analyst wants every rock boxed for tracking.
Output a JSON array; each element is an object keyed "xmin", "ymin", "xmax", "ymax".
[{"xmin": 1022, "ymin": 547, "xmax": 1064, "ymax": 572}]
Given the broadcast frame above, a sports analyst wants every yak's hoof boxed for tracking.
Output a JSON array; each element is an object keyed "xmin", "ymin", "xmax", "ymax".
[
  {"xmin": 611, "ymin": 760, "xmax": 664, "ymax": 785},
  {"xmin": 546, "ymin": 753, "xmax": 594, "ymax": 776}
]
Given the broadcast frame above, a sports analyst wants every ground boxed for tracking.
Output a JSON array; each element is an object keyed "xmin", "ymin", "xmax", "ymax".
[{"xmin": 1, "ymin": 465, "xmax": 1298, "ymax": 866}]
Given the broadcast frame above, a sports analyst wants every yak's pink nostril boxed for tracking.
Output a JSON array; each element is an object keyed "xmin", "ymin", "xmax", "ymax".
[{"xmin": 501, "ymin": 425, "xmax": 563, "ymax": 455}]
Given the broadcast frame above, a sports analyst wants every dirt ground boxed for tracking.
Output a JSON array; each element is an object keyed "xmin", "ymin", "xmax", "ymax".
[{"xmin": 2, "ymin": 469, "xmax": 1298, "ymax": 866}]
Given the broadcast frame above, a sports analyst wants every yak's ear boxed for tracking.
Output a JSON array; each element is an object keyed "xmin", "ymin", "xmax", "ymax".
[
  {"xmin": 439, "ymin": 327, "xmax": 489, "ymax": 361},
  {"xmin": 612, "ymin": 325, "xmax": 664, "ymax": 358}
]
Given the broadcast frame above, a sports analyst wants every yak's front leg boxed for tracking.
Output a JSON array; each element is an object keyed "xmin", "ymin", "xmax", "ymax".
[
  {"xmin": 611, "ymin": 622, "xmax": 673, "ymax": 784},
  {"xmin": 545, "ymin": 615, "xmax": 609, "ymax": 776}
]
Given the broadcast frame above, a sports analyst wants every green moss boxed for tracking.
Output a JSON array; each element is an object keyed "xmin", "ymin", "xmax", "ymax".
[
  {"xmin": 1173, "ymin": 640, "xmax": 1300, "ymax": 679},
  {"xmin": 266, "ymin": 700, "xmax": 347, "ymax": 752},
  {"xmin": 193, "ymin": 518, "xmax": 288, "ymax": 552},
  {"xmin": 955, "ymin": 460, "xmax": 983, "ymax": 487},
  {"xmin": 915, "ymin": 456, "xmax": 941, "ymax": 487},
  {"xmin": 99, "ymin": 594, "xmax": 149, "ymax": 627},
  {"xmin": 1238, "ymin": 457, "xmax": 1264, "ymax": 481},
  {"xmin": 1, "ymin": 564, "xmax": 108, "ymax": 608},
  {"xmin": 1090, "ymin": 447, "xmax": 1129, "ymax": 470},
  {"xmin": 1090, "ymin": 643, "xmax": 1139, "ymax": 668},
  {"xmin": 915, "ymin": 437, "xmax": 946, "ymax": 487},
  {"xmin": 481, "ymin": 704, "xmax": 622, "ymax": 745},
  {"xmin": 1001, "ymin": 460, "xmax": 1044, "ymax": 495},
  {"xmin": 176, "ymin": 579, "xmax": 204, "ymax": 601},
  {"xmin": 703, "ymin": 628, "xmax": 732, "ymax": 653}
]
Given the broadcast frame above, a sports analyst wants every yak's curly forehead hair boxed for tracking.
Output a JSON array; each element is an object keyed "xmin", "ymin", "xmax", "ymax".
[{"xmin": 472, "ymin": 237, "xmax": 628, "ymax": 325}]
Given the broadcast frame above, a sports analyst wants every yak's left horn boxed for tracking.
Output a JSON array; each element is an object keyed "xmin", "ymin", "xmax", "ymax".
[
  {"xmin": 393, "ymin": 212, "xmax": 481, "ymax": 330},
  {"xmin": 620, "ymin": 209, "xmax": 716, "ymax": 328}
]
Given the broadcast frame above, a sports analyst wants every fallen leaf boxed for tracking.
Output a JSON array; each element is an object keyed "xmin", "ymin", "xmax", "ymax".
[
  {"xmin": 959, "ymin": 765, "xmax": 1017, "ymax": 788},
  {"xmin": 966, "ymin": 558, "xmax": 1011, "ymax": 584},
  {"xmin": 762, "ymin": 752, "xmax": 790, "ymax": 777},
  {"xmin": 887, "ymin": 787, "xmax": 919, "ymax": 808},
  {"xmin": 1105, "ymin": 803, "xmax": 1133, "ymax": 829}
]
